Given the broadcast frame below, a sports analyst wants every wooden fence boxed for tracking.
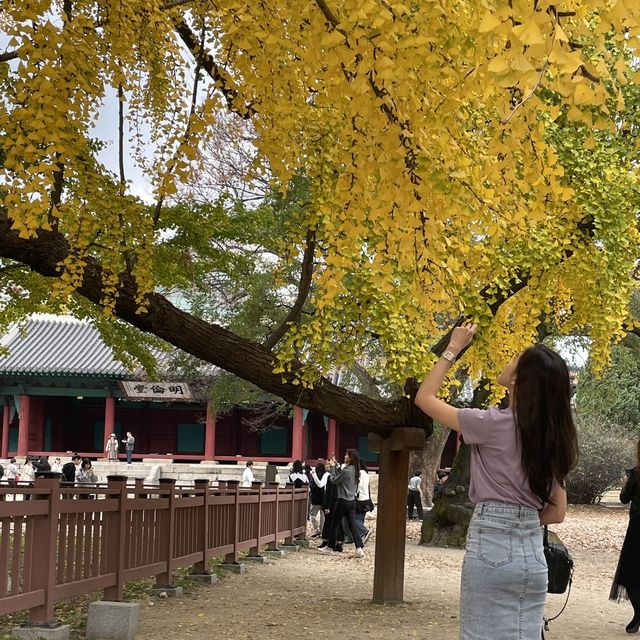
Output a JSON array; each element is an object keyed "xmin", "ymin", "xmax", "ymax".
[{"xmin": 0, "ymin": 474, "xmax": 308, "ymax": 624}]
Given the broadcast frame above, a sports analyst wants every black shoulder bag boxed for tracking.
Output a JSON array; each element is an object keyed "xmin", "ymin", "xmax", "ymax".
[{"xmin": 542, "ymin": 526, "xmax": 574, "ymax": 638}]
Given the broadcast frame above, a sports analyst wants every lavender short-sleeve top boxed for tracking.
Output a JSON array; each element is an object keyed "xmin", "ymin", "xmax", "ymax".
[{"xmin": 458, "ymin": 406, "xmax": 542, "ymax": 510}]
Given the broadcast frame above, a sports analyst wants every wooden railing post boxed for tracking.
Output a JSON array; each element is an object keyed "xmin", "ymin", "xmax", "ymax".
[
  {"xmin": 296, "ymin": 488, "xmax": 308, "ymax": 540},
  {"xmin": 248, "ymin": 481, "xmax": 262, "ymax": 557},
  {"xmin": 284, "ymin": 483, "xmax": 295, "ymax": 544},
  {"xmin": 28, "ymin": 473, "xmax": 62, "ymax": 624},
  {"xmin": 225, "ymin": 480, "xmax": 240, "ymax": 564},
  {"xmin": 134, "ymin": 477, "xmax": 145, "ymax": 499},
  {"xmin": 193, "ymin": 479, "xmax": 210, "ymax": 574},
  {"xmin": 155, "ymin": 478, "xmax": 176, "ymax": 586},
  {"xmin": 267, "ymin": 482, "xmax": 279, "ymax": 550},
  {"xmin": 103, "ymin": 475, "xmax": 128, "ymax": 601}
]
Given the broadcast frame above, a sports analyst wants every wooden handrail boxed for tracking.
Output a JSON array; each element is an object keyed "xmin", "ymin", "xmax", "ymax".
[{"xmin": 0, "ymin": 476, "xmax": 308, "ymax": 622}]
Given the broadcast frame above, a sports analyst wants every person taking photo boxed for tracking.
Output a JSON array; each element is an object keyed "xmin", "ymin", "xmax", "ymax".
[{"xmin": 415, "ymin": 322, "xmax": 578, "ymax": 640}]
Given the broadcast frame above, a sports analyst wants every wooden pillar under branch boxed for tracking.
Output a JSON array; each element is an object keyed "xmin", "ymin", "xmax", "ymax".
[{"xmin": 369, "ymin": 427, "xmax": 426, "ymax": 605}]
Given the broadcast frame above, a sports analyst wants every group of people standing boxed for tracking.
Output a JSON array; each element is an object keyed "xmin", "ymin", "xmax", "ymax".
[
  {"xmin": 2, "ymin": 454, "xmax": 98, "ymax": 498},
  {"xmin": 105, "ymin": 431, "xmax": 135, "ymax": 464},
  {"xmin": 306, "ymin": 450, "xmax": 372, "ymax": 558}
]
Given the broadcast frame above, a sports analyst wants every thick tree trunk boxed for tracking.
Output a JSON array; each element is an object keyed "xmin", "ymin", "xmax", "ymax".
[
  {"xmin": 420, "ymin": 386, "xmax": 491, "ymax": 547},
  {"xmin": 420, "ymin": 444, "xmax": 473, "ymax": 547},
  {"xmin": 410, "ymin": 425, "xmax": 451, "ymax": 508}
]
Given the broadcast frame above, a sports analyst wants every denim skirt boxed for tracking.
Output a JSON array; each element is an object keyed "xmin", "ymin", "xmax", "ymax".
[{"xmin": 460, "ymin": 502, "xmax": 547, "ymax": 640}]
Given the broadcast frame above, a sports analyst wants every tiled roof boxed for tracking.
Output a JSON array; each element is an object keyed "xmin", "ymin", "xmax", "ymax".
[{"xmin": 0, "ymin": 315, "xmax": 130, "ymax": 377}]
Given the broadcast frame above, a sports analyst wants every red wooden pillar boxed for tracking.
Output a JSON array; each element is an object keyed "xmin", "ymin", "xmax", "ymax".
[
  {"xmin": 1, "ymin": 403, "xmax": 9, "ymax": 458},
  {"xmin": 204, "ymin": 400, "xmax": 216, "ymax": 460},
  {"xmin": 292, "ymin": 406, "xmax": 304, "ymax": 461},
  {"xmin": 103, "ymin": 396, "xmax": 116, "ymax": 457},
  {"xmin": 327, "ymin": 418, "xmax": 337, "ymax": 460},
  {"xmin": 17, "ymin": 393, "xmax": 31, "ymax": 458}
]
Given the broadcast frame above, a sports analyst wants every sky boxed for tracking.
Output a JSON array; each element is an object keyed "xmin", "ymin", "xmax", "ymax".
[{"xmin": 91, "ymin": 88, "xmax": 156, "ymax": 204}]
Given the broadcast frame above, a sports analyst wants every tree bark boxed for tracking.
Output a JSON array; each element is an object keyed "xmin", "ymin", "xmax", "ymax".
[
  {"xmin": 410, "ymin": 425, "xmax": 451, "ymax": 508},
  {"xmin": 420, "ymin": 443, "xmax": 473, "ymax": 547}
]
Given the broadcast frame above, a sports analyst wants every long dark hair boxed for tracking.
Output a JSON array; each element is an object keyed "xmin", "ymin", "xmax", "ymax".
[
  {"xmin": 291, "ymin": 459, "xmax": 303, "ymax": 474},
  {"xmin": 513, "ymin": 344, "xmax": 578, "ymax": 505},
  {"xmin": 635, "ymin": 440, "xmax": 640, "ymax": 472},
  {"xmin": 315, "ymin": 462, "xmax": 326, "ymax": 477},
  {"xmin": 346, "ymin": 448, "xmax": 361, "ymax": 478}
]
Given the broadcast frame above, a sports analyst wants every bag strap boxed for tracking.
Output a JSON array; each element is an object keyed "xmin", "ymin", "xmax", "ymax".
[{"xmin": 542, "ymin": 566, "xmax": 574, "ymax": 637}]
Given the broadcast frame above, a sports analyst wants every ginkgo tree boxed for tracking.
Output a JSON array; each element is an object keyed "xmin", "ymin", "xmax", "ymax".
[{"xmin": 1, "ymin": 0, "xmax": 640, "ymax": 601}]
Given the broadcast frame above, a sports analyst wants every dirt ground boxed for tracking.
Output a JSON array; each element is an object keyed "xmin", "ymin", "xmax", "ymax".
[{"xmin": 136, "ymin": 505, "xmax": 634, "ymax": 640}]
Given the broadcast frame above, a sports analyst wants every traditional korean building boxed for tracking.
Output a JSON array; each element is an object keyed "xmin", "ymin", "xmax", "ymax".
[{"xmin": 0, "ymin": 315, "xmax": 381, "ymax": 465}]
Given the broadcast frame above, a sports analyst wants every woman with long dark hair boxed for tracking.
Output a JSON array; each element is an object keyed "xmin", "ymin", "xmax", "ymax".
[
  {"xmin": 415, "ymin": 323, "xmax": 578, "ymax": 639},
  {"xmin": 288, "ymin": 459, "xmax": 309, "ymax": 488},
  {"xmin": 320, "ymin": 449, "xmax": 365, "ymax": 558},
  {"xmin": 610, "ymin": 440, "xmax": 640, "ymax": 633}
]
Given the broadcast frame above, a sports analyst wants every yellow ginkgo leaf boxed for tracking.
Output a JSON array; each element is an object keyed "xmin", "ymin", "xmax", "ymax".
[
  {"xmin": 478, "ymin": 11, "xmax": 501, "ymax": 33},
  {"xmin": 512, "ymin": 20, "xmax": 546, "ymax": 46},
  {"xmin": 487, "ymin": 56, "xmax": 509, "ymax": 74}
]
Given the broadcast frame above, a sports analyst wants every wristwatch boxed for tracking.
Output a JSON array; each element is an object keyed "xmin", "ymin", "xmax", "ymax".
[{"xmin": 441, "ymin": 349, "xmax": 457, "ymax": 364}]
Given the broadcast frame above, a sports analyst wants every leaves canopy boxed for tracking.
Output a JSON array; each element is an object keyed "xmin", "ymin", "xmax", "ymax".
[{"xmin": 1, "ymin": 0, "xmax": 639, "ymax": 401}]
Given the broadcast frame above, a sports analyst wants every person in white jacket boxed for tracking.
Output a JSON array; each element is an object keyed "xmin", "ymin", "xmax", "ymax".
[{"xmin": 242, "ymin": 461, "xmax": 255, "ymax": 487}]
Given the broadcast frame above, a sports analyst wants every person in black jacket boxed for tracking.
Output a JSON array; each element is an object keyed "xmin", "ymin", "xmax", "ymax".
[
  {"xmin": 35, "ymin": 455, "xmax": 51, "ymax": 473},
  {"xmin": 309, "ymin": 462, "xmax": 328, "ymax": 537},
  {"xmin": 610, "ymin": 440, "xmax": 640, "ymax": 634},
  {"xmin": 318, "ymin": 467, "xmax": 343, "ymax": 552},
  {"xmin": 62, "ymin": 455, "xmax": 82, "ymax": 483}
]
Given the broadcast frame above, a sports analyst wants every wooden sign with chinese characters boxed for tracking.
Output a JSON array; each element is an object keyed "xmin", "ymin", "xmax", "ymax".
[{"xmin": 120, "ymin": 381, "xmax": 193, "ymax": 401}]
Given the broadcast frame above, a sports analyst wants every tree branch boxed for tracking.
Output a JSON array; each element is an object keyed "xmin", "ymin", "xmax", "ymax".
[
  {"xmin": 118, "ymin": 82, "xmax": 126, "ymax": 185},
  {"xmin": 0, "ymin": 205, "xmax": 428, "ymax": 434},
  {"xmin": 0, "ymin": 51, "xmax": 20, "ymax": 62},
  {"xmin": 174, "ymin": 20, "xmax": 256, "ymax": 120},
  {"xmin": 262, "ymin": 228, "xmax": 316, "ymax": 350},
  {"xmin": 161, "ymin": 0, "xmax": 196, "ymax": 8}
]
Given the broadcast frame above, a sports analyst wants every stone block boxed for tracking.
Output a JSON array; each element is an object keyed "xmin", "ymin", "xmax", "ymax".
[
  {"xmin": 243, "ymin": 555, "xmax": 266, "ymax": 563},
  {"xmin": 280, "ymin": 544, "xmax": 301, "ymax": 552},
  {"xmin": 188, "ymin": 573, "xmax": 219, "ymax": 585},
  {"xmin": 148, "ymin": 586, "xmax": 183, "ymax": 598},
  {"xmin": 293, "ymin": 538, "xmax": 309, "ymax": 548},
  {"xmin": 220, "ymin": 562, "xmax": 246, "ymax": 574},
  {"xmin": 263, "ymin": 549, "xmax": 285, "ymax": 558},
  {"xmin": 11, "ymin": 625, "xmax": 71, "ymax": 640},
  {"xmin": 86, "ymin": 601, "xmax": 140, "ymax": 640}
]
